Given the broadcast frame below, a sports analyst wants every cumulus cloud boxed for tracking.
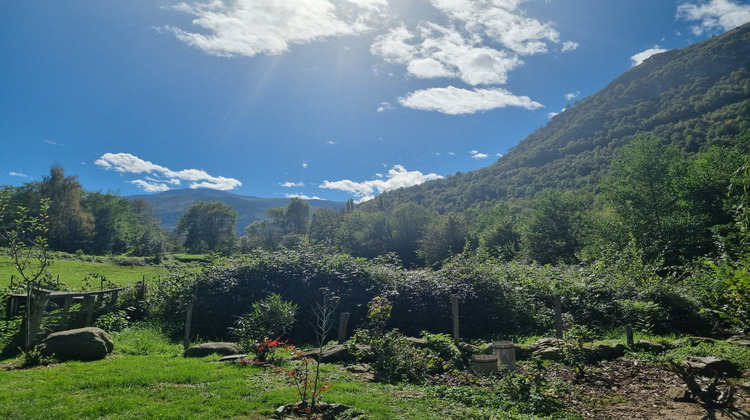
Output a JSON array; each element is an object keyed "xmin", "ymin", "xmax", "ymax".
[
  {"xmin": 281, "ymin": 181, "xmax": 305, "ymax": 187},
  {"xmin": 470, "ymin": 150, "xmax": 489, "ymax": 159},
  {"xmin": 398, "ymin": 86, "xmax": 542, "ymax": 115},
  {"xmin": 677, "ymin": 0, "xmax": 750, "ymax": 35},
  {"xmin": 286, "ymin": 193, "xmax": 323, "ymax": 200},
  {"xmin": 368, "ymin": 1, "xmax": 573, "ymax": 113},
  {"xmin": 320, "ymin": 164, "xmax": 442, "ymax": 202},
  {"xmin": 630, "ymin": 45, "xmax": 668, "ymax": 66},
  {"xmin": 168, "ymin": 0, "xmax": 389, "ymax": 57},
  {"xmin": 167, "ymin": 0, "xmax": 573, "ymax": 114},
  {"xmin": 95, "ymin": 152, "xmax": 242, "ymax": 192}
]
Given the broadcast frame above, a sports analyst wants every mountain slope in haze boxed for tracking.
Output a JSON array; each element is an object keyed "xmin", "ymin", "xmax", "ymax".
[
  {"xmin": 366, "ymin": 22, "xmax": 750, "ymax": 214},
  {"xmin": 129, "ymin": 189, "xmax": 345, "ymax": 235}
]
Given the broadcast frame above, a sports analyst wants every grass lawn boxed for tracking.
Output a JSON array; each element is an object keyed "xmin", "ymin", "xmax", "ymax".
[
  {"xmin": 0, "ymin": 254, "xmax": 177, "ymax": 291},
  {"xmin": 0, "ymin": 325, "xmax": 520, "ymax": 420}
]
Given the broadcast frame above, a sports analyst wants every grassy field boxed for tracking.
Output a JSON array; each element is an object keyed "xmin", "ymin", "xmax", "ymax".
[
  {"xmin": 0, "ymin": 254, "xmax": 183, "ymax": 291},
  {"xmin": 0, "ymin": 325, "xmax": 528, "ymax": 420}
]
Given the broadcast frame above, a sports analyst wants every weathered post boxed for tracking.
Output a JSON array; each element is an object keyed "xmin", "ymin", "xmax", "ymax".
[
  {"xmin": 184, "ymin": 302, "xmax": 194, "ymax": 350},
  {"xmin": 451, "ymin": 295, "xmax": 460, "ymax": 345},
  {"xmin": 554, "ymin": 294, "xmax": 563, "ymax": 339},
  {"xmin": 26, "ymin": 289, "xmax": 50, "ymax": 348},
  {"xmin": 338, "ymin": 312, "xmax": 350, "ymax": 342},
  {"xmin": 84, "ymin": 294, "xmax": 96, "ymax": 326},
  {"xmin": 625, "ymin": 324, "xmax": 634, "ymax": 347}
]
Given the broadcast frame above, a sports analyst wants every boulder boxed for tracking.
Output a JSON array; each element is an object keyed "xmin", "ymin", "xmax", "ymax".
[
  {"xmin": 596, "ymin": 343, "xmax": 626, "ymax": 361},
  {"xmin": 301, "ymin": 344, "xmax": 375, "ymax": 363},
  {"xmin": 38, "ymin": 327, "xmax": 114, "ymax": 361},
  {"xmin": 184, "ymin": 342, "xmax": 242, "ymax": 358},
  {"xmin": 406, "ymin": 337, "xmax": 429, "ymax": 348},
  {"xmin": 633, "ymin": 339, "xmax": 666, "ymax": 353},
  {"xmin": 682, "ymin": 356, "xmax": 741, "ymax": 378},
  {"xmin": 530, "ymin": 337, "xmax": 564, "ymax": 361}
]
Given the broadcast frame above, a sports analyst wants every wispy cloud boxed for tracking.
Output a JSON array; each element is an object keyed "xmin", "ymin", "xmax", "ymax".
[
  {"xmin": 677, "ymin": 0, "xmax": 750, "ymax": 35},
  {"xmin": 399, "ymin": 86, "xmax": 542, "ymax": 115},
  {"xmin": 320, "ymin": 164, "xmax": 442, "ymax": 202},
  {"xmin": 167, "ymin": 0, "xmax": 389, "ymax": 57},
  {"xmin": 9, "ymin": 171, "xmax": 30, "ymax": 178},
  {"xmin": 43, "ymin": 139, "xmax": 60, "ymax": 146},
  {"xmin": 630, "ymin": 45, "xmax": 668, "ymax": 66},
  {"xmin": 564, "ymin": 91, "xmax": 580, "ymax": 101},
  {"xmin": 95, "ymin": 152, "xmax": 242, "ymax": 192}
]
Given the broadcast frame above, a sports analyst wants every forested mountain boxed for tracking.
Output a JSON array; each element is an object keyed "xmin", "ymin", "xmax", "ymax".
[
  {"xmin": 364, "ymin": 22, "xmax": 750, "ymax": 214},
  {"xmin": 128, "ymin": 189, "xmax": 345, "ymax": 234}
]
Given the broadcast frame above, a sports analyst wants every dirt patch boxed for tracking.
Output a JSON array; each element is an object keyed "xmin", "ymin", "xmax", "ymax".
[{"xmin": 522, "ymin": 360, "xmax": 750, "ymax": 419}]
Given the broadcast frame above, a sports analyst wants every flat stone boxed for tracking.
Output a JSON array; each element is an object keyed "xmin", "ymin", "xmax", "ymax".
[
  {"xmin": 184, "ymin": 342, "xmax": 241, "ymax": 358},
  {"xmin": 727, "ymin": 335, "xmax": 750, "ymax": 347},
  {"xmin": 219, "ymin": 354, "xmax": 247, "ymax": 363},
  {"xmin": 682, "ymin": 356, "xmax": 741, "ymax": 378},
  {"xmin": 301, "ymin": 343, "xmax": 374, "ymax": 363},
  {"xmin": 633, "ymin": 339, "xmax": 666, "ymax": 353}
]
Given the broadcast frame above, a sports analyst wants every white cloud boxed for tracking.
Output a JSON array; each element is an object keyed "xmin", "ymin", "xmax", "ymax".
[
  {"xmin": 470, "ymin": 150, "xmax": 488, "ymax": 159},
  {"xmin": 168, "ymin": 0, "xmax": 389, "ymax": 57},
  {"xmin": 281, "ymin": 181, "xmax": 305, "ymax": 187},
  {"xmin": 9, "ymin": 171, "xmax": 29, "ymax": 178},
  {"xmin": 372, "ymin": 23, "xmax": 523, "ymax": 86},
  {"xmin": 286, "ymin": 193, "xmax": 323, "ymax": 200},
  {"xmin": 368, "ymin": 1, "xmax": 573, "ymax": 113},
  {"xmin": 320, "ymin": 164, "xmax": 443, "ymax": 201},
  {"xmin": 562, "ymin": 41, "xmax": 579, "ymax": 52},
  {"xmin": 43, "ymin": 139, "xmax": 60, "ymax": 146},
  {"xmin": 630, "ymin": 45, "xmax": 668, "ymax": 66},
  {"xmin": 398, "ymin": 86, "xmax": 542, "ymax": 115},
  {"xmin": 302, "ymin": 161, "xmax": 309, "ymax": 169},
  {"xmin": 677, "ymin": 0, "xmax": 750, "ymax": 35},
  {"xmin": 130, "ymin": 179, "xmax": 171, "ymax": 193},
  {"xmin": 95, "ymin": 152, "xmax": 242, "ymax": 192},
  {"xmin": 376, "ymin": 101, "xmax": 393, "ymax": 112},
  {"xmin": 564, "ymin": 91, "xmax": 580, "ymax": 101}
]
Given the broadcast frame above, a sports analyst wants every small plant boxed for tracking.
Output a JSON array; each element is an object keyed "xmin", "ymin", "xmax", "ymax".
[
  {"xmin": 231, "ymin": 294, "xmax": 297, "ymax": 363},
  {"xmin": 562, "ymin": 324, "xmax": 596, "ymax": 380},
  {"xmin": 20, "ymin": 346, "xmax": 52, "ymax": 368}
]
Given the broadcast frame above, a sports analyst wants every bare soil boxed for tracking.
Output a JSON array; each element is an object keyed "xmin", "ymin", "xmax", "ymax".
[{"xmin": 522, "ymin": 360, "xmax": 749, "ymax": 420}]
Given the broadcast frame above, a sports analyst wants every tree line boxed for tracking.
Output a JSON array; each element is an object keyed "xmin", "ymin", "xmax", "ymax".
[
  {"xmin": 2, "ymin": 130, "xmax": 749, "ymax": 274},
  {"xmin": 0, "ymin": 166, "xmax": 167, "ymax": 259}
]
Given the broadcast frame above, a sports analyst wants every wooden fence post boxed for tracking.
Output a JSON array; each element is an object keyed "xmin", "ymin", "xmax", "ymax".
[
  {"xmin": 84, "ymin": 294, "xmax": 96, "ymax": 326},
  {"xmin": 25, "ymin": 289, "xmax": 50, "ymax": 348},
  {"xmin": 184, "ymin": 302, "xmax": 194, "ymax": 350},
  {"xmin": 451, "ymin": 296, "xmax": 460, "ymax": 345},
  {"xmin": 554, "ymin": 294, "xmax": 563, "ymax": 339},
  {"xmin": 625, "ymin": 324, "xmax": 634, "ymax": 347},
  {"xmin": 338, "ymin": 312, "xmax": 350, "ymax": 343}
]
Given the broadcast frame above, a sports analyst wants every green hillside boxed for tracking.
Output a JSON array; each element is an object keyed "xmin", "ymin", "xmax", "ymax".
[{"xmin": 365, "ymin": 22, "xmax": 750, "ymax": 213}]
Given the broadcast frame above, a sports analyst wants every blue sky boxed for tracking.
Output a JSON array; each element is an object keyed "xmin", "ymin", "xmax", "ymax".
[{"xmin": 2, "ymin": 0, "xmax": 750, "ymax": 203}]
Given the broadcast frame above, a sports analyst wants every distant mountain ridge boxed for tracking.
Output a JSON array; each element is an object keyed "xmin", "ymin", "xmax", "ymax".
[
  {"xmin": 129, "ymin": 189, "xmax": 345, "ymax": 235},
  {"xmin": 364, "ymin": 22, "xmax": 750, "ymax": 214}
]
